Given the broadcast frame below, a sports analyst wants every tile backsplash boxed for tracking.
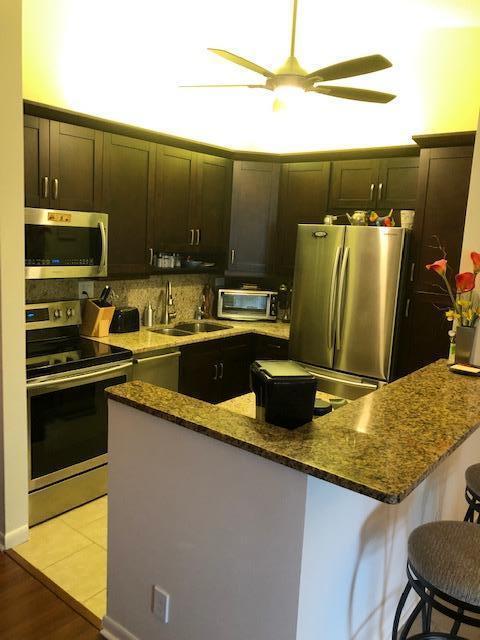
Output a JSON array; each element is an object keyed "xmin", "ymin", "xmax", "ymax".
[{"xmin": 26, "ymin": 274, "xmax": 214, "ymax": 324}]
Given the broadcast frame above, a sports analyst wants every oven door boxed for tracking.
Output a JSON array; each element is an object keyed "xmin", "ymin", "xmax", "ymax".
[
  {"xmin": 27, "ymin": 361, "xmax": 132, "ymax": 492},
  {"xmin": 25, "ymin": 208, "xmax": 108, "ymax": 279},
  {"xmin": 218, "ymin": 290, "xmax": 274, "ymax": 321}
]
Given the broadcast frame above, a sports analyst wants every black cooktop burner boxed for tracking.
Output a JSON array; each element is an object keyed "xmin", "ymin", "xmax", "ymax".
[{"xmin": 26, "ymin": 336, "xmax": 132, "ymax": 380}]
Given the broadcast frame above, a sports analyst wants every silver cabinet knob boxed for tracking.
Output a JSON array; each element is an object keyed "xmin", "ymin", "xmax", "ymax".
[
  {"xmin": 66, "ymin": 307, "xmax": 74, "ymax": 318},
  {"xmin": 53, "ymin": 309, "xmax": 62, "ymax": 319}
]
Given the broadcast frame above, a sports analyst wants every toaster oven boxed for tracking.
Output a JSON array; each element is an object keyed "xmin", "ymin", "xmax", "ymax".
[{"xmin": 217, "ymin": 289, "xmax": 278, "ymax": 322}]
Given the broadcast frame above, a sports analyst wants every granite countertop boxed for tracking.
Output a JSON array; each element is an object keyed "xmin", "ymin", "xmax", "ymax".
[
  {"xmin": 88, "ymin": 320, "xmax": 289, "ymax": 354},
  {"xmin": 106, "ymin": 360, "xmax": 480, "ymax": 504}
]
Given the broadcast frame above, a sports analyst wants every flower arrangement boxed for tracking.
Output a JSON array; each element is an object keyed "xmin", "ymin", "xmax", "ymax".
[{"xmin": 426, "ymin": 251, "xmax": 480, "ymax": 327}]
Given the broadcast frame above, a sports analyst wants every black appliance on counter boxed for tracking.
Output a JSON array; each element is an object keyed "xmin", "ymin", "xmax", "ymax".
[
  {"xmin": 250, "ymin": 360, "xmax": 316, "ymax": 429},
  {"xmin": 110, "ymin": 306, "xmax": 140, "ymax": 333},
  {"xmin": 26, "ymin": 300, "xmax": 133, "ymax": 525}
]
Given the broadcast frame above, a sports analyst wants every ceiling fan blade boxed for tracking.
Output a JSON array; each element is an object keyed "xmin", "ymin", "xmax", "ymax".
[
  {"xmin": 306, "ymin": 54, "xmax": 392, "ymax": 82},
  {"xmin": 310, "ymin": 85, "xmax": 396, "ymax": 103},
  {"xmin": 208, "ymin": 48, "xmax": 274, "ymax": 78},
  {"xmin": 179, "ymin": 84, "xmax": 268, "ymax": 89}
]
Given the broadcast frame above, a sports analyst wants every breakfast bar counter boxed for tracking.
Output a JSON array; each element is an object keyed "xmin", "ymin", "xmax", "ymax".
[
  {"xmin": 103, "ymin": 360, "xmax": 480, "ymax": 640},
  {"xmin": 106, "ymin": 360, "xmax": 480, "ymax": 504}
]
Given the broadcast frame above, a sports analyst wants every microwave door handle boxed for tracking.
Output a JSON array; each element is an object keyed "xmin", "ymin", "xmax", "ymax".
[
  {"xmin": 99, "ymin": 221, "xmax": 107, "ymax": 272},
  {"xmin": 335, "ymin": 246, "xmax": 350, "ymax": 351},
  {"xmin": 328, "ymin": 247, "xmax": 342, "ymax": 350}
]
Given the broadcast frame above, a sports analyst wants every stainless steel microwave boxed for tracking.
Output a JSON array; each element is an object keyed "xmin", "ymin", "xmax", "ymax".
[
  {"xmin": 25, "ymin": 208, "xmax": 108, "ymax": 279},
  {"xmin": 217, "ymin": 289, "xmax": 278, "ymax": 322}
]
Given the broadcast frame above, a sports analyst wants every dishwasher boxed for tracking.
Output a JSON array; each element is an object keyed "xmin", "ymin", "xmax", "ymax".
[{"xmin": 132, "ymin": 349, "xmax": 180, "ymax": 390}]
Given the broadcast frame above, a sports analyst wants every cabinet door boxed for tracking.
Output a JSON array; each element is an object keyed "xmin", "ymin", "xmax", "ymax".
[
  {"xmin": 102, "ymin": 133, "xmax": 155, "ymax": 276},
  {"xmin": 154, "ymin": 145, "xmax": 196, "ymax": 252},
  {"xmin": 276, "ymin": 162, "xmax": 331, "ymax": 273},
  {"xmin": 254, "ymin": 335, "xmax": 289, "ymax": 360},
  {"xmin": 377, "ymin": 157, "xmax": 419, "ymax": 210},
  {"xmin": 179, "ymin": 342, "xmax": 221, "ymax": 403},
  {"xmin": 329, "ymin": 159, "xmax": 379, "ymax": 209},
  {"xmin": 49, "ymin": 121, "xmax": 103, "ymax": 211},
  {"xmin": 24, "ymin": 115, "xmax": 49, "ymax": 208},
  {"xmin": 195, "ymin": 153, "xmax": 232, "ymax": 254},
  {"xmin": 228, "ymin": 161, "xmax": 280, "ymax": 275},
  {"xmin": 217, "ymin": 336, "xmax": 254, "ymax": 402},
  {"xmin": 412, "ymin": 146, "xmax": 473, "ymax": 294}
]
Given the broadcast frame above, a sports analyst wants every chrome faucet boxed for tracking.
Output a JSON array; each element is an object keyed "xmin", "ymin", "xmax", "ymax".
[{"xmin": 162, "ymin": 280, "xmax": 177, "ymax": 324}]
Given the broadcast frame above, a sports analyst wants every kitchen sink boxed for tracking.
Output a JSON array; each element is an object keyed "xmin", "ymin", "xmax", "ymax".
[
  {"xmin": 174, "ymin": 322, "xmax": 232, "ymax": 333},
  {"xmin": 149, "ymin": 328, "xmax": 192, "ymax": 336}
]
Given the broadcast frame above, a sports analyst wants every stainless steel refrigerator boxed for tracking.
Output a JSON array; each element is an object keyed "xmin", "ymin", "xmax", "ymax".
[{"xmin": 289, "ymin": 225, "xmax": 408, "ymax": 399}]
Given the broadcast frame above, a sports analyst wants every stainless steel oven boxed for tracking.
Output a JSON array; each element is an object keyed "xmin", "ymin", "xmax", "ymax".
[
  {"xmin": 26, "ymin": 300, "xmax": 132, "ymax": 524},
  {"xmin": 25, "ymin": 208, "xmax": 108, "ymax": 279},
  {"xmin": 217, "ymin": 289, "xmax": 278, "ymax": 322}
]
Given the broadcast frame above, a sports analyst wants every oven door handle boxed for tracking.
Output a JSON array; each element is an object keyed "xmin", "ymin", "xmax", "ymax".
[
  {"xmin": 99, "ymin": 221, "xmax": 107, "ymax": 272},
  {"xmin": 27, "ymin": 362, "xmax": 132, "ymax": 391}
]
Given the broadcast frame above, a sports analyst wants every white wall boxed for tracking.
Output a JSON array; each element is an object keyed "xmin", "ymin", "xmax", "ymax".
[
  {"xmin": 0, "ymin": 0, "xmax": 29, "ymax": 548},
  {"xmin": 461, "ymin": 111, "xmax": 480, "ymax": 270},
  {"xmin": 104, "ymin": 400, "xmax": 480, "ymax": 640}
]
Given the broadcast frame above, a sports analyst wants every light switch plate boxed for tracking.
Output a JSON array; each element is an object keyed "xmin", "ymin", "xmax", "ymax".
[
  {"xmin": 78, "ymin": 281, "xmax": 94, "ymax": 299},
  {"xmin": 152, "ymin": 585, "xmax": 170, "ymax": 623}
]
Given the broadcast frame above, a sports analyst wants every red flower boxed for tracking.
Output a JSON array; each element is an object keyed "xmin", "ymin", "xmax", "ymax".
[
  {"xmin": 471, "ymin": 252, "xmax": 480, "ymax": 274},
  {"xmin": 426, "ymin": 259, "xmax": 447, "ymax": 276},
  {"xmin": 455, "ymin": 271, "xmax": 476, "ymax": 293}
]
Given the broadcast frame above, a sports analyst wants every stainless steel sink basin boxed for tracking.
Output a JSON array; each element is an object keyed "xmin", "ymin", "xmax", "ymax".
[
  {"xmin": 174, "ymin": 322, "xmax": 232, "ymax": 333},
  {"xmin": 149, "ymin": 328, "xmax": 192, "ymax": 336}
]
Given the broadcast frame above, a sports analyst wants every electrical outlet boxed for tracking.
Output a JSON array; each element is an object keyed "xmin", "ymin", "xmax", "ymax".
[
  {"xmin": 78, "ymin": 281, "xmax": 94, "ymax": 299},
  {"xmin": 152, "ymin": 585, "xmax": 170, "ymax": 623}
]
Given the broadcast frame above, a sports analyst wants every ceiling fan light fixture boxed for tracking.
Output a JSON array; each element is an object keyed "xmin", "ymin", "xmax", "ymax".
[{"xmin": 272, "ymin": 84, "xmax": 304, "ymax": 112}]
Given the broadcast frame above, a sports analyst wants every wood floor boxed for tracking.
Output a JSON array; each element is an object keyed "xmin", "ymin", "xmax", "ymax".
[{"xmin": 0, "ymin": 551, "xmax": 102, "ymax": 640}]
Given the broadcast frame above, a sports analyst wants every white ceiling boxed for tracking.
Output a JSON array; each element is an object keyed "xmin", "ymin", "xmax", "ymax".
[{"xmin": 23, "ymin": 0, "xmax": 480, "ymax": 151}]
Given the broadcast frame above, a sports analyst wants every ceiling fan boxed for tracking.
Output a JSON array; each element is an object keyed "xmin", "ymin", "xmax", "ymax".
[{"xmin": 181, "ymin": 0, "xmax": 396, "ymax": 109}]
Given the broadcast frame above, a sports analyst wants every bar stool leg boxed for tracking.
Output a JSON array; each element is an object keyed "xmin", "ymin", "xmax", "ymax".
[
  {"xmin": 392, "ymin": 583, "xmax": 412, "ymax": 639},
  {"xmin": 464, "ymin": 504, "xmax": 474, "ymax": 522},
  {"xmin": 399, "ymin": 600, "xmax": 425, "ymax": 640},
  {"xmin": 450, "ymin": 609, "xmax": 464, "ymax": 636},
  {"xmin": 421, "ymin": 593, "xmax": 432, "ymax": 632}
]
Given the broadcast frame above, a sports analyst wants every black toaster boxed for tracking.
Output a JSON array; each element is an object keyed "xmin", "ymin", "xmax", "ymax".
[{"xmin": 109, "ymin": 306, "xmax": 140, "ymax": 333}]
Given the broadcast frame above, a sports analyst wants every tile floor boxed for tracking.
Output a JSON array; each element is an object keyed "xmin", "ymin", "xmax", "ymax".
[{"xmin": 14, "ymin": 496, "xmax": 108, "ymax": 619}]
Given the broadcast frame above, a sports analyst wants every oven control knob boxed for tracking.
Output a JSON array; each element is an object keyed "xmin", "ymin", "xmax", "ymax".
[
  {"xmin": 66, "ymin": 307, "xmax": 74, "ymax": 318},
  {"xmin": 53, "ymin": 308, "xmax": 62, "ymax": 320}
]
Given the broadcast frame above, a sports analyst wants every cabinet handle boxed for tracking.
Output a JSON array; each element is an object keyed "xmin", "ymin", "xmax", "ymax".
[
  {"xmin": 410, "ymin": 262, "xmax": 415, "ymax": 282},
  {"xmin": 369, "ymin": 183, "xmax": 375, "ymax": 201},
  {"xmin": 231, "ymin": 249, "xmax": 235, "ymax": 265},
  {"xmin": 219, "ymin": 362, "xmax": 224, "ymax": 380},
  {"xmin": 148, "ymin": 248, "xmax": 154, "ymax": 266},
  {"xmin": 405, "ymin": 298, "xmax": 410, "ymax": 318},
  {"xmin": 213, "ymin": 363, "xmax": 218, "ymax": 380},
  {"xmin": 52, "ymin": 178, "xmax": 59, "ymax": 200},
  {"xmin": 195, "ymin": 229, "xmax": 200, "ymax": 246},
  {"xmin": 378, "ymin": 182, "xmax": 383, "ymax": 200},
  {"xmin": 42, "ymin": 176, "xmax": 49, "ymax": 199},
  {"xmin": 189, "ymin": 229, "xmax": 194, "ymax": 245}
]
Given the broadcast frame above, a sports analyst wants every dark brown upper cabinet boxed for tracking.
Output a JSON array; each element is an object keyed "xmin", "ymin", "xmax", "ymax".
[
  {"xmin": 23, "ymin": 116, "xmax": 103, "ymax": 211},
  {"xmin": 276, "ymin": 161, "xmax": 331, "ymax": 274},
  {"xmin": 227, "ymin": 161, "xmax": 280, "ymax": 276},
  {"xmin": 102, "ymin": 133, "xmax": 155, "ymax": 277},
  {"xmin": 152, "ymin": 147, "xmax": 232, "ymax": 257},
  {"xmin": 153, "ymin": 145, "xmax": 196, "ymax": 253},
  {"xmin": 194, "ymin": 153, "xmax": 232, "ymax": 255},
  {"xmin": 329, "ymin": 157, "xmax": 419, "ymax": 210}
]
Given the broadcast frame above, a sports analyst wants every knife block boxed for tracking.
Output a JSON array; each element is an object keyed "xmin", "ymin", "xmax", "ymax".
[{"xmin": 81, "ymin": 299, "xmax": 115, "ymax": 338}]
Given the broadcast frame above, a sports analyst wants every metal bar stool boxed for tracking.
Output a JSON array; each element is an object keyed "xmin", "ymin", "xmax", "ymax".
[
  {"xmin": 392, "ymin": 521, "xmax": 480, "ymax": 639},
  {"xmin": 464, "ymin": 464, "xmax": 480, "ymax": 523}
]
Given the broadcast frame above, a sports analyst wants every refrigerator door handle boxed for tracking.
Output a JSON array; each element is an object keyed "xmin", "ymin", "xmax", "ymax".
[
  {"xmin": 328, "ymin": 247, "xmax": 342, "ymax": 350},
  {"xmin": 306, "ymin": 368, "xmax": 378, "ymax": 390},
  {"xmin": 336, "ymin": 246, "xmax": 350, "ymax": 350}
]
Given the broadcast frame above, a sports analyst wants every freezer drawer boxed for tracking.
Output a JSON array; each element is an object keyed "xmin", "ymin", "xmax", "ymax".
[
  {"xmin": 300, "ymin": 363, "xmax": 382, "ymax": 401},
  {"xmin": 133, "ymin": 350, "xmax": 180, "ymax": 390}
]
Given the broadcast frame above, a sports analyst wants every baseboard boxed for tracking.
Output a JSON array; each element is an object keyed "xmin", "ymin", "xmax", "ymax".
[
  {"xmin": 0, "ymin": 523, "xmax": 28, "ymax": 549},
  {"xmin": 101, "ymin": 616, "xmax": 140, "ymax": 640}
]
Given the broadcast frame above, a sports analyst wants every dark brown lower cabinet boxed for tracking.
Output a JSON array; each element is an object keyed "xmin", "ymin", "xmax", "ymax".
[
  {"xmin": 179, "ymin": 335, "xmax": 254, "ymax": 404},
  {"xmin": 254, "ymin": 335, "xmax": 289, "ymax": 360}
]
